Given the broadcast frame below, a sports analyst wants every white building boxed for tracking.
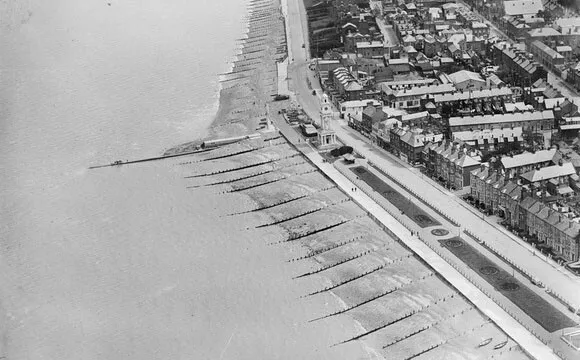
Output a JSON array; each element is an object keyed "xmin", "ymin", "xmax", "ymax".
[{"xmin": 339, "ymin": 99, "xmax": 382, "ymax": 122}]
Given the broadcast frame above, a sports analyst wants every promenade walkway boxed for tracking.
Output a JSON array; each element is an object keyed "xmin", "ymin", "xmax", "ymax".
[
  {"xmin": 328, "ymin": 120, "xmax": 580, "ymax": 313},
  {"xmin": 269, "ymin": 107, "xmax": 561, "ymax": 360},
  {"xmin": 279, "ymin": 1, "xmax": 577, "ymax": 358}
]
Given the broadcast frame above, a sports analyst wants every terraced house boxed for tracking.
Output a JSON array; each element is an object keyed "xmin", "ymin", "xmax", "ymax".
[
  {"xmin": 425, "ymin": 141, "xmax": 482, "ymax": 189},
  {"xmin": 355, "ymin": 40, "xmax": 385, "ymax": 58},
  {"xmin": 528, "ymin": 40, "xmax": 565, "ymax": 72},
  {"xmin": 433, "ymin": 87, "xmax": 513, "ymax": 112},
  {"xmin": 448, "ymin": 110, "xmax": 555, "ymax": 146},
  {"xmin": 331, "ymin": 67, "xmax": 366, "ymax": 101},
  {"xmin": 470, "ymin": 158, "xmax": 580, "ymax": 262},
  {"xmin": 490, "ymin": 42, "xmax": 547, "ymax": 87},
  {"xmin": 382, "ymin": 83, "xmax": 456, "ymax": 110},
  {"xmin": 518, "ymin": 196, "xmax": 580, "ymax": 262},
  {"xmin": 389, "ymin": 126, "xmax": 444, "ymax": 164},
  {"xmin": 499, "ymin": 149, "xmax": 559, "ymax": 179}
]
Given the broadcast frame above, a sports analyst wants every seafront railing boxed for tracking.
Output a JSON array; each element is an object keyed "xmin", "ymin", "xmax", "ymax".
[
  {"xmin": 333, "ymin": 161, "xmax": 567, "ymax": 360},
  {"xmin": 416, "ymin": 229, "xmax": 553, "ymax": 346},
  {"xmin": 337, "ymin": 135, "xmax": 579, "ymax": 314},
  {"xmin": 463, "ymin": 229, "xmax": 536, "ymax": 282},
  {"xmin": 464, "ymin": 229, "xmax": 578, "ymax": 316},
  {"xmin": 366, "ymin": 160, "xmax": 461, "ymax": 227},
  {"xmin": 334, "ymin": 162, "xmax": 416, "ymax": 234},
  {"xmin": 280, "ymin": 129, "xmax": 572, "ymax": 359}
]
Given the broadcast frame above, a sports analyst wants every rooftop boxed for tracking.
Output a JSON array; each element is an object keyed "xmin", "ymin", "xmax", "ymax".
[
  {"xmin": 356, "ymin": 41, "xmax": 384, "ymax": 49},
  {"xmin": 531, "ymin": 40, "xmax": 564, "ymax": 60},
  {"xmin": 453, "ymin": 127, "xmax": 523, "ymax": 143},
  {"xmin": 449, "ymin": 110, "xmax": 554, "ymax": 127},
  {"xmin": 521, "ymin": 162, "xmax": 576, "ymax": 182},
  {"xmin": 391, "ymin": 83, "xmax": 456, "ymax": 98},
  {"xmin": 378, "ymin": 78, "xmax": 437, "ymax": 88},
  {"xmin": 543, "ymin": 97, "xmax": 567, "ymax": 109},
  {"xmin": 433, "ymin": 87, "xmax": 513, "ymax": 103},
  {"xmin": 528, "ymin": 27, "xmax": 561, "ymax": 37},
  {"xmin": 456, "ymin": 153, "xmax": 481, "ymax": 167},
  {"xmin": 556, "ymin": 45, "xmax": 572, "ymax": 52},
  {"xmin": 333, "ymin": 67, "xmax": 364, "ymax": 91},
  {"xmin": 503, "ymin": 0, "xmax": 544, "ymax": 16},
  {"xmin": 500, "ymin": 149, "xmax": 557, "ymax": 169},
  {"xmin": 504, "ymin": 102, "xmax": 532, "ymax": 113},
  {"xmin": 393, "ymin": 127, "xmax": 444, "ymax": 147},
  {"xmin": 387, "ymin": 58, "xmax": 411, "ymax": 65},
  {"xmin": 340, "ymin": 99, "xmax": 382, "ymax": 108},
  {"xmin": 449, "ymin": 70, "xmax": 485, "ymax": 84},
  {"xmin": 401, "ymin": 111, "xmax": 430, "ymax": 121},
  {"xmin": 554, "ymin": 17, "xmax": 580, "ymax": 29}
]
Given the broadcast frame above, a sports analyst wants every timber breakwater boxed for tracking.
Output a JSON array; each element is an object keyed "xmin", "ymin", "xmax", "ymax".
[
  {"xmin": 180, "ymin": 133, "xmax": 533, "ymax": 360},
  {"xmin": 165, "ymin": 0, "xmax": 287, "ymax": 155}
]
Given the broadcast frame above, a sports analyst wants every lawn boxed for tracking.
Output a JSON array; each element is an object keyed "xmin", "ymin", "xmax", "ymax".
[
  {"xmin": 350, "ymin": 166, "xmax": 441, "ymax": 228},
  {"xmin": 440, "ymin": 237, "xmax": 577, "ymax": 332}
]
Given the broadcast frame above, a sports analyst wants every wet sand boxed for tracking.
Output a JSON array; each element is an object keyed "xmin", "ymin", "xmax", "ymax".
[
  {"xmin": 158, "ymin": 0, "xmax": 530, "ymax": 358},
  {"xmin": 180, "ymin": 136, "xmax": 532, "ymax": 359},
  {"xmin": 165, "ymin": 0, "xmax": 286, "ymax": 155}
]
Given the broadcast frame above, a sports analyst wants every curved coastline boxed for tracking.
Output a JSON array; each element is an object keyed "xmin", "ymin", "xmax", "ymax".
[{"xmin": 164, "ymin": 0, "xmax": 286, "ymax": 156}]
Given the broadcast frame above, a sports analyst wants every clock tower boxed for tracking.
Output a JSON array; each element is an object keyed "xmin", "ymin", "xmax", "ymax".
[{"xmin": 317, "ymin": 94, "xmax": 336, "ymax": 148}]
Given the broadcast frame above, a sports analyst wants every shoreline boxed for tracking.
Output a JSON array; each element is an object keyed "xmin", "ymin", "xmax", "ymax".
[{"xmin": 164, "ymin": 0, "xmax": 286, "ymax": 156}]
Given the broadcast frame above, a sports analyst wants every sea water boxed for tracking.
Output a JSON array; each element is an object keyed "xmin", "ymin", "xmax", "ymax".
[
  {"xmin": 0, "ymin": 0, "xmax": 247, "ymax": 358},
  {"xmin": 0, "ymin": 1, "xmax": 368, "ymax": 359}
]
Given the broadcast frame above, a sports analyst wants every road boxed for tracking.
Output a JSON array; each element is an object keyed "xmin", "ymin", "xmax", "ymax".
[
  {"xmin": 284, "ymin": 0, "xmax": 324, "ymax": 121},
  {"xmin": 456, "ymin": 0, "xmax": 579, "ymax": 99},
  {"xmin": 330, "ymin": 121, "xmax": 580, "ymax": 306},
  {"xmin": 285, "ymin": 0, "xmax": 580, "ymax": 314},
  {"xmin": 270, "ymin": 104, "xmax": 563, "ymax": 360},
  {"xmin": 282, "ymin": 0, "xmax": 580, "ymax": 357}
]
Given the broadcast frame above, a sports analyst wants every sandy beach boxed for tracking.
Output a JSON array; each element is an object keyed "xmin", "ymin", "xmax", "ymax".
[
  {"xmin": 165, "ymin": 0, "xmax": 287, "ymax": 155},
  {"xmin": 0, "ymin": 0, "xmax": 546, "ymax": 358},
  {"xmin": 160, "ymin": 0, "xmax": 537, "ymax": 357},
  {"xmin": 179, "ymin": 132, "xmax": 532, "ymax": 359}
]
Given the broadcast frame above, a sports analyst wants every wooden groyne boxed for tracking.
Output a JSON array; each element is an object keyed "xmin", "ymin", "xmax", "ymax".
[
  {"xmin": 294, "ymin": 249, "xmax": 373, "ymax": 279},
  {"xmin": 188, "ymin": 160, "xmax": 306, "ymax": 189},
  {"xmin": 88, "ymin": 148, "xmax": 212, "ymax": 170},
  {"xmin": 287, "ymin": 235, "xmax": 363, "ymax": 262},
  {"xmin": 309, "ymin": 272, "xmax": 437, "ymax": 322},
  {"xmin": 383, "ymin": 304, "xmax": 474, "ymax": 349},
  {"xmin": 226, "ymin": 185, "xmax": 337, "ymax": 216},
  {"xmin": 337, "ymin": 292, "xmax": 458, "ymax": 345},
  {"xmin": 280, "ymin": 218, "xmax": 357, "ymax": 244}
]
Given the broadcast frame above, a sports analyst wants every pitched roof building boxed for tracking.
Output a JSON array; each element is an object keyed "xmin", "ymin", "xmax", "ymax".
[
  {"xmin": 503, "ymin": 0, "xmax": 544, "ymax": 16},
  {"xmin": 521, "ymin": 162, "xmax": 576, "ymax": 184},
  {"xmin": 448, "ymin": 110, "xmax": 554, "ymax": 132},
  {"xmin": 500, "ymin": 149, "xmax": 558, "ymax": 179}
]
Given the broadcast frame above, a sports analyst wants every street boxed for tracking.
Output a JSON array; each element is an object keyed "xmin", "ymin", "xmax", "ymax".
[
  {"xmin": 280, "ymin": 1, "xmax": 580, "ymax": 357},
  {"xmin": 284, "ymin": 5, "xmax": 580, "ymax": 314},
  {"xmin": 456, "ymin": 0, "xmax": 580, "ymax": 99}
]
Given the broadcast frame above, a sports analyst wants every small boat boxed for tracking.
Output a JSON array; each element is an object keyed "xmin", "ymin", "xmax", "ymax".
[
  {"xmin": 478, "ymin": 338, "xmax": 492, "ymax": 347},
  {"xmin": 494, "ymin": 340, "xmax": 508, "ymax": 350},
  {"xmin": 110, "ymin": 160, "xmax": 123, "ymax": 166}
]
